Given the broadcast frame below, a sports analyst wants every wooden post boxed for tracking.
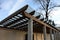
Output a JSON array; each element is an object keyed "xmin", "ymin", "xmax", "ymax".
[
  {"xmin": 56, "ymin": 31, "xmax": 59, "ymax": 40},
  {"xmin": 54, "ymin": 31, "xmax": 56, "ymax": 40},
  {"xmin": 57, "ymin": 32, "xmax": 59, "ymax": 40},
  {"xmin": 28, "ymin": 19, "xmax": 33, "ymax": 40},
  {"xmin": 43, "ymin": 26, "xmax": 47, "ymax": 40},
  {"xmin": 50, "ymin": 29, "xmax": 52, "ymax": 40},
  {"xmin": 58, "ymin": 32, "xmax": 60, "ymax": 40}
]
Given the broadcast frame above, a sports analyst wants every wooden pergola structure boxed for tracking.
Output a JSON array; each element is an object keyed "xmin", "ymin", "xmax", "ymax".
[{"xmin": 0, "ymin": 5, "xmax": 60, "ymax": 40}]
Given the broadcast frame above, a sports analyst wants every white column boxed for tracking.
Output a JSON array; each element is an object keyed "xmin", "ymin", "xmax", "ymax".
[
  {"xmin": 28, "ymin": 19, "xmax": 33, "ymax": 40},
  {"xmin": 43, "ymin": 26, "xmax": 47, "ymax": 40},
  {"xmin": 50, "ymin": 29, "xmax": 52, "ymax": 40}
]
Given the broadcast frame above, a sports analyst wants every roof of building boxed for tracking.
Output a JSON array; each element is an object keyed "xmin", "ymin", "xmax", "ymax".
[{"xmin": 0, "ymin": 5, "xmax": 60, "ymax": 32}]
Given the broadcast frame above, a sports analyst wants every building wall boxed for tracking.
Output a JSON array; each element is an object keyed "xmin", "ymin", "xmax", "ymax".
[
  {"xmin": 0, "ymin": 29, "xmax": 50, "ymax": 40},
  {"xmin": 34, "ymin": 33, "xmax": 50, "ymax": 40}
]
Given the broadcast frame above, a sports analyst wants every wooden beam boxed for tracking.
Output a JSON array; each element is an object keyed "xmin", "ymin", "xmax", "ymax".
[{"xmin": 24, "ymin": 12, "xmax": 59, "ymax": 32}]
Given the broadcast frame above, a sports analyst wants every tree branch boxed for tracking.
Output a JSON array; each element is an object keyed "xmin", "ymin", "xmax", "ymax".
[
  {"xmin": 49, "ymin": 5, "xmax": 60, "ymax": 9},
  {"xmin": 38, "ymin": 0, "xmax": 45, "ymax": 10}
]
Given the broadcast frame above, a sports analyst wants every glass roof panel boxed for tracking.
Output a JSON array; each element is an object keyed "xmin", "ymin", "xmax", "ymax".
[
  {"xmin": 14, "ymin": 16, "xmax": 19, "ymax": 19},
  {"xmin": 25, "ymin": 6, "xmax": 34, "ymax": 13},
  {"xmin": 17, "ymin": 14, "xmax": 22, "ymax": 17}
]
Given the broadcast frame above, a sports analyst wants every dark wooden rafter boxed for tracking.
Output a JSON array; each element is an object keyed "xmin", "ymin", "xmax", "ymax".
[
  {"xmin": 36, "ymin": 15, "xmax": 40, "ymax": 19},
  {"xmin": 9, "ymin": 20, "xmax": 28, "ymax": 28},
  {"xmin": 15, "ymin": 21, "xmax": 43, "ymax": 32},
  {"xmin": 4, "ymin": 19, "xmax": 40, "ymax": 30},
  {"xmin": 16, "ymin": 24, "xmax": 28, "ymax": 30},
  {"xmin": 4, "ymin": 17, "xmax": 25, "ymax": 26},
  {"xmin": 14, "ymin": 21, "xmax": 38, "ymax": 28},
  {"xmin": 13, "ymin": 21, "xmax": 39, "ymax": 30},
  {"xmin": 11, "ymin": 14, "xmax": 40, "ymax": 28},
  {"xmin": 29, "ymin": 11, "xmax": 35, "ymax": 15}
]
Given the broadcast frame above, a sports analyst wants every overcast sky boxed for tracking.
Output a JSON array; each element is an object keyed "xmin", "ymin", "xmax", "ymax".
[{"xmin": 0, "ymin": 0, "xmax": 60, "ymax": 26}]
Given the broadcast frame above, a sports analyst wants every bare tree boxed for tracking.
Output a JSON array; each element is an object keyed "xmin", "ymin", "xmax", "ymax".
[{"xmin": 33, "ymin": 0, "xmax": 60, "ymax": 21}]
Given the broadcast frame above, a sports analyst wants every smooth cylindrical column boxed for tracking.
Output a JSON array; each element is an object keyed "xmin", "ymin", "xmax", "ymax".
[
  {"xmin": 28, "ymin": 19, "xmax": 33, "ymax": 40},
  {"xmin": 43, "ymin": 26, "xmax": 47, "ymax": 40}
]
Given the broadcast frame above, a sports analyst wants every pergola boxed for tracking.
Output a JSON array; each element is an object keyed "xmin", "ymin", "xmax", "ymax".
[{"xmin": 0, "ymin": 5, "xmax": 60, "ymax": 40}]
